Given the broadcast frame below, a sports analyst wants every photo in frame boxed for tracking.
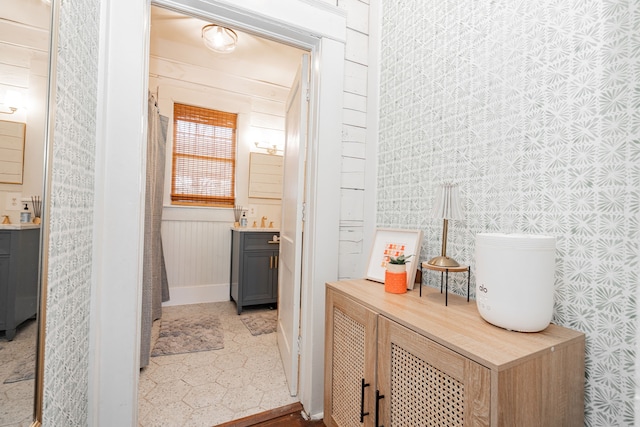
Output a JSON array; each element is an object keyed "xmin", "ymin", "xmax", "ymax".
[{"xmin": 366, "ymin": 228, "xmax": 423, "ymax": 290}]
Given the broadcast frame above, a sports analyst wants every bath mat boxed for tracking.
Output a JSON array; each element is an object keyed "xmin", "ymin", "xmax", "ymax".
[
  {"xmin": 3, "ymin": 352, "xmax": 35, "ymax": 384},
  {"xmin": 151, "ymin": 314, "xmax": 223, "ymax": 357},
  {"xmin": 2, "ymin": 320, "xmax": 38, "ymax": 384},
  {"xmin": 240, "ymin": 310, "xmax": 277, "ymax": 336}
]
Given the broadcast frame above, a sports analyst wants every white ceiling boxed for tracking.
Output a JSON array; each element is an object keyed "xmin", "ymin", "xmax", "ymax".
[{"xmin": 150, "ymin": 6, "xmax": 305, "ymax": 89}]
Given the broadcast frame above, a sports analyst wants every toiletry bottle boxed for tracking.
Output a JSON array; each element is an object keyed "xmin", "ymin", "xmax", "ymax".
[
  {"xmin": 20, "ymin": 204, "xmax": 31, "ymax": 223},
  {"xmin": 240, "ymin": 212, "xmax": 248, "ymax": 227}
]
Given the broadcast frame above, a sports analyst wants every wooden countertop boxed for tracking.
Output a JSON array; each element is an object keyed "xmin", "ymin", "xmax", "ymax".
[{"xmin": 326, "ymin": 279, "xmax": 585, "ymax": 371}]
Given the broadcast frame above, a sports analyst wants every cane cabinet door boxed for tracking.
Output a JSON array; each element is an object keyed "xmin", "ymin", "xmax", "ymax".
[
  {"xmin": 324, "ymin": 289, "xmax": 378, "ymax": 427},
  {"xmin": 377, "ymin": 316, "xmax": 491, "ymax": 427}
]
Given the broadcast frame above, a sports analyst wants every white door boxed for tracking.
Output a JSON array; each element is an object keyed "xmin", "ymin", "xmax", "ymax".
[{"xmin": 277, "ymin": 54, "xmax": 309, "ymax": 396}]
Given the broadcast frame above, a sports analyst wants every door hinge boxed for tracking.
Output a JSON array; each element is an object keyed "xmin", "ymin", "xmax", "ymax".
[
  {"xmin": 301, "ymin": 202, "xmax": 306, "ymax": 222},
  {"xmin": 297, "ymin": 335, "xmax": 302, "ymax": 354},
  {"xmin": 306, "ymin": 88, "xmax": 310, "ymax": 102}
]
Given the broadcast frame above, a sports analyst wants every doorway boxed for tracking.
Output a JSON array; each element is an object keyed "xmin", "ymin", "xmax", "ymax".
[
  {"xmin": 146, "ymin": 5, "xmax": 305, "ymax": 310},
  {"xmin": 140, "ymin": 5, "xmax": 307, "ymax": 424}
]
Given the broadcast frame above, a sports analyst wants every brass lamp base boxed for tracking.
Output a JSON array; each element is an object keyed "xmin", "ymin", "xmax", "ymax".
[{"xmin": 427, "ymin": 255, "xmax": 460, "ymax": 268}]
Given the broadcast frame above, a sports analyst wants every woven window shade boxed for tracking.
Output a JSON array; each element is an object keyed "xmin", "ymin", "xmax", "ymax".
[{"xmin": 171, "ymin": 103, "xmax": 237, "ymax": 207}]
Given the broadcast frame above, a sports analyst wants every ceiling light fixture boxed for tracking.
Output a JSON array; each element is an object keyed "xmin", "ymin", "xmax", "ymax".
[{"xmin": 202, "ymin": 24, "xmax": 238, "ymax": 54}]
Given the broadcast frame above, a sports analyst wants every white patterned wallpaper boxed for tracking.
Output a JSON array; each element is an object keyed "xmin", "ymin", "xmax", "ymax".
[
  {"xmin": 378, "ymin": 0, "xmax": 639, "ymax": 425},
  {"xmin": 42, "ymin": 0, "xmax": 99, "ymax": 425}
]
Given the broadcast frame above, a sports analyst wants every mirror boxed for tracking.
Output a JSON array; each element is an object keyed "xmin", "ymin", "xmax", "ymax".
[
  {"xmin": 0, "ymin": 121, "xmax": 26, "ymax": 184},
  {"xmin": 248, "ymin": 152, "xmax": 284, "ymax": 199},
  {"xmin": 0, "ymin": 1, "xmax": 52, "ymax": 426}
]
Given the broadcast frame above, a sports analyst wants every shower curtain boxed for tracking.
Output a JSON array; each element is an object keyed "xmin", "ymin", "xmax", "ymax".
[{"xmin": 140, "ymin": 92, "xmax": 170, "ymax": 368}]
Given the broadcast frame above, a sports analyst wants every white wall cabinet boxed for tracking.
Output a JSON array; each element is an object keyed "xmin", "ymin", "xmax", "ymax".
[{"xmin": 324, "ymin": 279, "xmax": 585, "ymax": 427}]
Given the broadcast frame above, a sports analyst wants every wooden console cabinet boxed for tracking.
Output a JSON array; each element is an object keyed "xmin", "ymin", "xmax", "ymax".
[
  {"xmin": 230, "ymin": 229, "xmax": 279, "ymax": 314},
  {"xmin": 324, "ymin": 279, "xmax": 584, "ymax": 427}
]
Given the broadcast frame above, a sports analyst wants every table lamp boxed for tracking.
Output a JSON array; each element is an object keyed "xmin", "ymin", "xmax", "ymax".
[{"xmin": 428, "ymin": 182, "xmax": 464, "ymax": 267}]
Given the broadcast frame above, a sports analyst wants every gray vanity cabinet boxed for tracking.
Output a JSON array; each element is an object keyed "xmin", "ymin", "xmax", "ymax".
[
  {"xmin": 230, "ymin": 229, "xmax": 279, "ymax": 314},
  {"xmin": 0, "ymin": 227, "xmax": 40, "ymax": 340}
]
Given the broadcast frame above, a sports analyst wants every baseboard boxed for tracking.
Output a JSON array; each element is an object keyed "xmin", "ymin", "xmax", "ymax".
[
  {"xmin": 162, "ymin": 283, "xmax": 229, "ymax": 306},
  {"xmin": 307, "ymin": 410, "xmax": 324, "ymax": 421}
]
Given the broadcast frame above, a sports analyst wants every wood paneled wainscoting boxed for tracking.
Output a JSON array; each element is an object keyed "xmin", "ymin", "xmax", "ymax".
[{"xmin": 161, "ymin": 209, "xmax": 234, "ymax": 306}]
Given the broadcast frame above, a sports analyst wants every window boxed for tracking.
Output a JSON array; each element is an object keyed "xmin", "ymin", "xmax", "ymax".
[{"xmin": 171, "ymin": 103, "xmax": 237, "ymax": 207}]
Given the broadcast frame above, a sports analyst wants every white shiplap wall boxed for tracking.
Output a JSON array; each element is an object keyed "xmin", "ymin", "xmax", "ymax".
[{"xmin": 338, "ymin": 0, "xmax": 371, "ymax": 279}]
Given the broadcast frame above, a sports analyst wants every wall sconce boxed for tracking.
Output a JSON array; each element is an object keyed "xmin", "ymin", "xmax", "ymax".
[
  {"xmin": 1, "ymin": 90, "xmax": 22, "ymax": 115},
  {"xmin": 202, "ymin": 24, "xmax": 238, "ymax": 54},
  {"xmin": 428, "ymin": 182, "xmax": 464, "ymax": 267},
  {"xmin": 254, "ymin": 142, "xmax": 282, "ymax": 155}
]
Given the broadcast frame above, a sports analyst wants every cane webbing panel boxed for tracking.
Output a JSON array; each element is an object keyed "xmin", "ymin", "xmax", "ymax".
[
  {"xmin": 332, "ymin": 307, "xmax": 366, "ymax": 427},
  {"xmin": 390, "ymin": 343, "xmax": 464, "ymax": 426}
]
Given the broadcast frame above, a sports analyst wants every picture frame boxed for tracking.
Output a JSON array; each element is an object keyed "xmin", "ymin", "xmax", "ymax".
[{"xmin": 366, "ymin": 228, "xmax": 423, "ymax": 290}]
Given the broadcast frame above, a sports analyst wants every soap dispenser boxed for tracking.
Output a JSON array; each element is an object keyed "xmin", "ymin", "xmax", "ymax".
[
  {"xmin": 20, "ymin": 204, "xmax": 31, "ymax": 223},
  {"xmin": 240, "ymin": 211, "xmax": 248, "ymax": 227}
]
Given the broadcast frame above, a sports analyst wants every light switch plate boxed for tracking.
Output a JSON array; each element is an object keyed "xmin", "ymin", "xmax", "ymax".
[{"xmin": 5, "ymin": 192, "xmax": 22, "ymax": 211}]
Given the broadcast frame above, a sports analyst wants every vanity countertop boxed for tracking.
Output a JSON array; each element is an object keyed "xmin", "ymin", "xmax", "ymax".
[
  {"xmin": 0, "ymin": 223, "xmax": 41, "ymax": 230},
  {"xmin": 231, "ymin": 226, "xmax": 280, "ymax": 232}
]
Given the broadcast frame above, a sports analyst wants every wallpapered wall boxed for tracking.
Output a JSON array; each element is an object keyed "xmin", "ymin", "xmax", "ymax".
[
  {"xmin": 42, "ymin": 0, "xmax": 99, "ymax": 425},
  {"xmin": 378, "ymin": 0, "xmax": 639, "ymax": 425}
]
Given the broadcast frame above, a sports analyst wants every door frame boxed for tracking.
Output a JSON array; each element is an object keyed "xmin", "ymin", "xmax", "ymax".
[{"xmin": 91, "ymin": 0, "xmax": 345, "ymax": 424}]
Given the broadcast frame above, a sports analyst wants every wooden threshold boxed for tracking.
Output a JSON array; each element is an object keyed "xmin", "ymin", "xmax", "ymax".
[{"xmin": 215, "ymin": 402, "xmax": 310, "ymax": 427}]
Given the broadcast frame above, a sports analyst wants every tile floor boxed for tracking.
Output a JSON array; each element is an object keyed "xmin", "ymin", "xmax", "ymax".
[
  {"xmin": 138, "ymin": 301, "xmax": 298, "ymax": 427},
  {"xmin": 0, "ymin": 319, "xmax": 37, "ymax": 427}
]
